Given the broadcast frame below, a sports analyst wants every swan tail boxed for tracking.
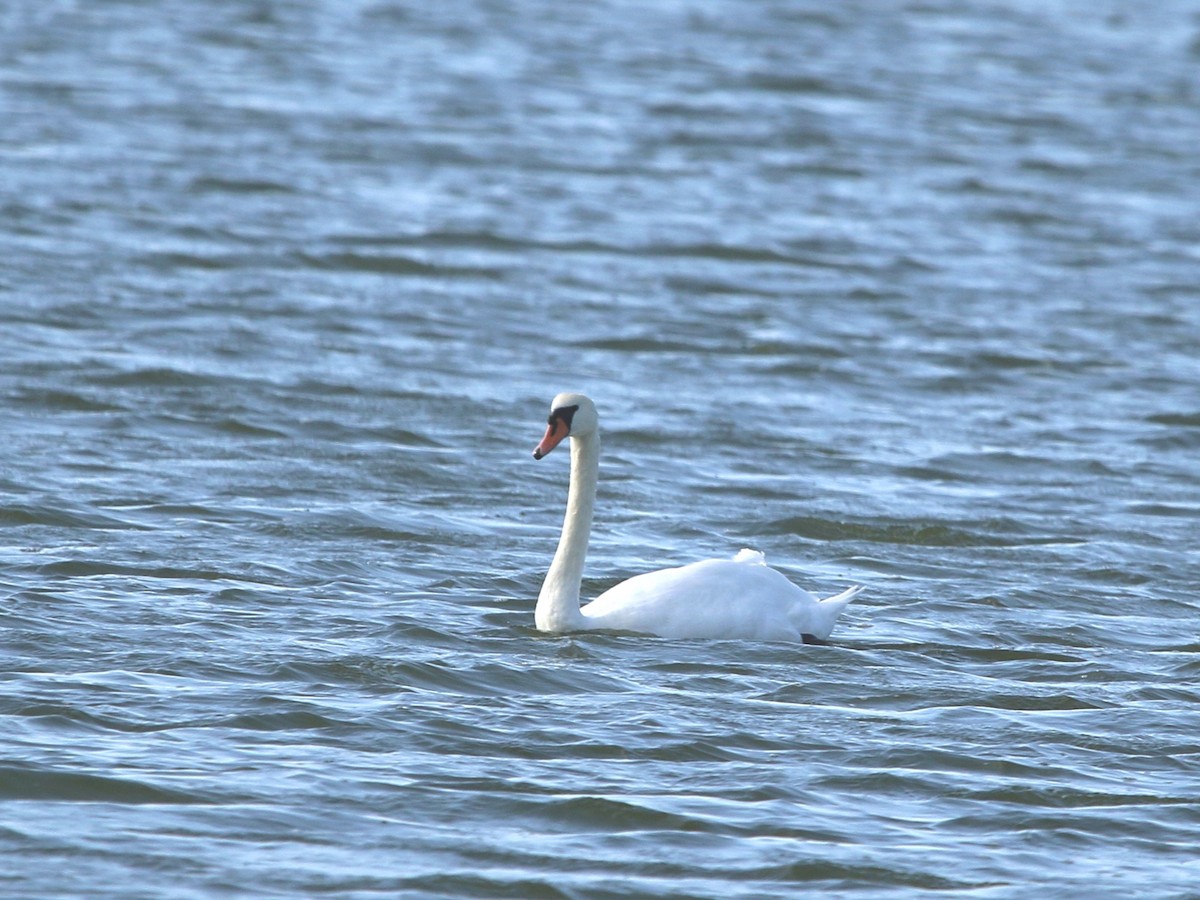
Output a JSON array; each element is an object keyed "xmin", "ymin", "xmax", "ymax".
[
  {"xmin": 806, "ymin": 584, "xmax": 864, "ymax": 641},
  {"xmin": 821, "ymin": 584, "xmax": 864, "ymax": 609}
]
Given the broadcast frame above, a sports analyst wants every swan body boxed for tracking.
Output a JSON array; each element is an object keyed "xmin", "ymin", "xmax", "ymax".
[{"xmin": 532, "ymin": 392, "xmax": 862, "ymax": 642}]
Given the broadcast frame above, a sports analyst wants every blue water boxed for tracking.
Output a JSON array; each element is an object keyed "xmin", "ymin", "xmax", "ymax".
[{"xmin": 3, "ymin": 1, "xmax": 1200, "ymax": 896}]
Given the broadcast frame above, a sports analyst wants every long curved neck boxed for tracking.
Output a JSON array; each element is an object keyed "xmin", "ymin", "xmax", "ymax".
[{"xmin": 535, "ymin": 431, "xmax": 599, "ymax": 632}]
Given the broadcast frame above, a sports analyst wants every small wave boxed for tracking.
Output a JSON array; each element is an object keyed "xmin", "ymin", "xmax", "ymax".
[
  {"xmin": 764, "ymin": 515, "xmax": 1082, "ymax": 548},
  {"xmin": 1145, "ymin": 411, "xmax": 1200, "ymax": 428},
  {"xmin": 0, "ymin": 763, "xmax": 210, "ymax": 804},
  {"xmin": 0, "ymin": 501, "xmax": 151, "ymax": 531},
  {"xmin": 7, "ymin": 387, "xmax": 125, "ymax": 414},
  {"xmin": 215, "ymin": 709, "xmax": 346, "ymax": 731},
  {"xmin": 291, "ymin": 250, "xmax": 503, "ymax": 279},
  {"xmin": 188, "ymin": 175, "xmax": 296, "ymax": 195},
  {"xmin": 34, "ymin": 559, "xmax": 232, "ymax": 580},
  {"xmin": 539, "ymin": 794, "xmax": 720, "ymax": 833}
]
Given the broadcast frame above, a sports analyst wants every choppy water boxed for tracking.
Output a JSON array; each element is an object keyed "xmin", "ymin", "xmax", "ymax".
[{"xmin": 3, "ymin": 0, "xmax": 1200, "ymax": 896}]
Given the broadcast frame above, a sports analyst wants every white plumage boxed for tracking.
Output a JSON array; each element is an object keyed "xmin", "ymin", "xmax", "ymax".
[{"xmin": 532, "ymin": 393, "xmax": 861, "ymax": 642}]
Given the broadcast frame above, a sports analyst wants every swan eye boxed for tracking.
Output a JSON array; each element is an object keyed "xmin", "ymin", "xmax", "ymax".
[{"xmin": 548, "ymin": 404, "xmax": 579, "ymax": 431}]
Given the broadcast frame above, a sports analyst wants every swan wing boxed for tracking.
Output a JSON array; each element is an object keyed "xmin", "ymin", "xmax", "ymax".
[{"xmin": 580, "ymin": 552, "xmax": 854, "ymax": 641}]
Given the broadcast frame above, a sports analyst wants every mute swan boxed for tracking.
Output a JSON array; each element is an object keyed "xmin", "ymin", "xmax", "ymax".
[{"xmin": 532, "ymin": 392, "xmax": 862, "ymax": 642}]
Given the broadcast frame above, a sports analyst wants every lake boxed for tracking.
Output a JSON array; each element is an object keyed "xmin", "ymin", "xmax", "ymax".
[{"xmin": 2, "ymin": 0, "xmax": 1199, "ymax": 895}]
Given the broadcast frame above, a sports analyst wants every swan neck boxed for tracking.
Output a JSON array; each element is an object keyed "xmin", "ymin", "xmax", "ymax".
[{"xmin": 536, "ymin": 432, "xmax": 599, "ymax": 632}]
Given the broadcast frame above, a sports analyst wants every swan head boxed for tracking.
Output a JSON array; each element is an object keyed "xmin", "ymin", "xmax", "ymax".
[{"xmin": 533, "ymin": 392, "xmax": 598, "ymax": 459}]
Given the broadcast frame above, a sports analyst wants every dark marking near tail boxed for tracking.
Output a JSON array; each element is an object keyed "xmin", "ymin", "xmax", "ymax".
[{"xmin": 801, "ymin": 633, "xmax": 830, "ymax": 646}]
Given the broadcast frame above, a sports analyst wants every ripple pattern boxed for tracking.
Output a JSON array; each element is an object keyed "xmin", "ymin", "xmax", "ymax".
[{"xmin": 3, "ymin": 0, "xmax": 1200, "ymax": 896}]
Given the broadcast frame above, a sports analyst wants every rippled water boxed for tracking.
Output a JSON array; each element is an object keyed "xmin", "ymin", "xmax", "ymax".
[{"xmin": 3, "ymin": 0, "xmax": 1200, "ymax": 896}]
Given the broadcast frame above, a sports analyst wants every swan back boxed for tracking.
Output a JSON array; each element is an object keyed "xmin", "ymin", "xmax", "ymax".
[{"xmin": 580, "ymin": 551, "xmax": 858, "ymax": 642}]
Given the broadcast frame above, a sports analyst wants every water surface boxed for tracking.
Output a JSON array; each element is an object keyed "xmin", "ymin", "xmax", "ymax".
[{"xmin": 3, "ymin": 0, "xmax": 1200, "ymax": 896}]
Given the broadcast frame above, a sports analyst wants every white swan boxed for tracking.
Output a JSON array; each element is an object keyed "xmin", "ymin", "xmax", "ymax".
[{"xmin": 532, "ymin": 392, "xmax": 862, "ymax": 642}]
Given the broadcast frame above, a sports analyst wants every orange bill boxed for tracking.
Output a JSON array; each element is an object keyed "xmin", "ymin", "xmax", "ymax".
[{"xmin": 533, "ymin": 419, "xmax": 569, "ymax": 459}]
